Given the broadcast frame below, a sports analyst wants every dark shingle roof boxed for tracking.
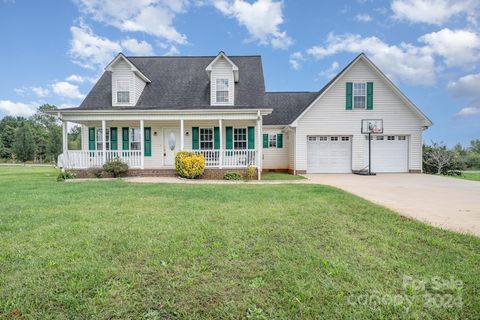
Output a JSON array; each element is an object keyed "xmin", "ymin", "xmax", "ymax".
[
  {"xmin": 263, "ymin": 92, "xmax": 319, "ymax": 125},
  {"xmin": 78, "ymin": 56, "xmax": 266, "ymax": 110}
]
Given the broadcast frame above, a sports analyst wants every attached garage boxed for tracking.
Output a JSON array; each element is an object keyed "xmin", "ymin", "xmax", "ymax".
[
  {"xmin": 307, "ymin": 136, "xmax": 352, "ymax": 173},
  {"xmin": 365, "ymin": 135, "xmax": 409, "ymax": 172}
]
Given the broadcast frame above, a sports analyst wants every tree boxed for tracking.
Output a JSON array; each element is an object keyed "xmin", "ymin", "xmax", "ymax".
[
  {"xmin": 12, "ymin": 123, "xmax": 35, "ymax": 163},
  {"xmin": 470, "ymin": 139, "xmax": 480, "ymax": 154},
  {"xmin": 68, "ymin": 125, "xmax": 82, "ymax": 150},
  {"xmin": 46, "ymin": 125, "xmax": 62, "ymax": 163},
  {"xmin": 423, "ymin": 142, "xmax": 461, "ymax": 175}
]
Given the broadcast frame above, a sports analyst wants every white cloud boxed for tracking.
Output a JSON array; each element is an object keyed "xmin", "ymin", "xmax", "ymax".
[
  {"xmin": 164, "ymin": 45, "xmax": 180, "ymax": 55},
  {"xmin": 213, "ymin": 0, "xmax": 293, "ymax": 49},
  {"xmin": 66, "ymin": 74, "xmax": 97, "ymax": 84},
  {"xmin": 356, "ymin": 14, "xmax": 372, "ymax": 22},
  {"xmin": 14, "ymin": 86, "xmax": 49, "ymax": 98},
  {"xmin": 448, "ymin": 73, "xmax": 480, "ymax": 97},
  {"xmin": 320, "ymin": 61, "xmax": 340, "ymax": 78},
  {"xmin": 75, "ymin": 0, "xmax": 188, "ymax": 44},
  {"xmin": 419, "ymin": 28, "xmax": 480, "ymax": 67},
  {"xmin": 448, "ymin": 73, "xmax": 480, "ymax": 117},
  {"xmin": 289, "ymin": 51, "xmax": 304, "ymax": 70},
  {"xmin": 455, "ymin": 107, "xmax": 480, "ymax": 116},
  {"xmin": 391, "ymin": 0, "xmax": 478, "ymax": 25},
  {"xmin": 307, "ymin": 33, "xmax": 436, "ymax": 85},
  {"xmin": 51, "ymin": 81, "xmax": 85, "ymax": 99},
  {"xmin": 69, "ymin": 21, "xmax": 122, "ymax": 69},
  {"xmin": 0, "ymin": 100, "xmax": 37, "ymax": 117},
  {"xmin": 121, "ymin": 38, "xmax": 154, "ymax": 55}
]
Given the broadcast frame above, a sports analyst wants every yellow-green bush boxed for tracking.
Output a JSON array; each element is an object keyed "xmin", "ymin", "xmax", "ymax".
[{"xmin": 175, "ymin": 151, "xmax": 205, "ymax": 179}]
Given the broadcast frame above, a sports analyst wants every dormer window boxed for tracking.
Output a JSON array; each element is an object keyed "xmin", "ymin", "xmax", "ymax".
[
  {"xmin": 116, "ymin": 80, "xmax": 130, "ymax": 104},
  {"xmin": 216, "ymin": 79, "xmax": 229, "ymax": 103}
]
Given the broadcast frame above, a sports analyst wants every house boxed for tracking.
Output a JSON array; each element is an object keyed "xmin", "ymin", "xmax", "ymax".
[{"xmin": 55, "ymin": 52, "xmax": 432, "ymax": 177}]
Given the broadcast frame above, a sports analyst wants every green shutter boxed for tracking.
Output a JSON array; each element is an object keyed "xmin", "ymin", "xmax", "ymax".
[
  {"xmin": 144, "ymin": 127, "xmax": 151, "ymax": 156},
  {"xmin": 263, "ymin": 134, "xmax": 269, "ymax": 148},
  {"xmin": 367, "ymin": 82, "xmax": 373, "ymax": 110},
  {"xmin": 226, "ymin": 127, "xmax": 233, "ymax": 150},
  {"xmin": 248, "ymin": 127, "xmax": 255, "ymax": 149},
  {"xmin": 122, "ymin": 127, "xmax": 129, "ymax": 150},
  {"xmin": 214, "ymin": 127, "xmax": 220, "ymax": 150},
  {"xmin": 277, "ymin": 133, "xmax": 283, "ymax": 148},
  {"xmin": 88, "ymin": 127, "xmax": 96, "ymax": 150},
  {"xmin": 192, "ymin": 127, "xmax": 199, "ymax": 150},
  {"xmin": 346, "ymin": 82, "xmax": 353, "ymax": 110},
  {"xmin": 110, "ymin": 127, "xmax": 118, "ymax": 150}
]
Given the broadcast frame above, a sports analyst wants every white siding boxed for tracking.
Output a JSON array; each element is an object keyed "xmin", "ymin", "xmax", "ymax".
[
  {"xmin": 287, "ymin": 129, "xmax": 295, "ymax": 171},
  {"xmin": 262, "ymin": 128, "xmax": 288, "ymax": 170},
  {"xmin": 111, "ymin": 59, "xmax": 146, "ymax": 107},
  {"xmin": 210, "ymin": 57, "xmax": 235, "ymax": 106},
  {"xmin": 295, "ymin": 59, "xmax": 425, "ymax": 172}
]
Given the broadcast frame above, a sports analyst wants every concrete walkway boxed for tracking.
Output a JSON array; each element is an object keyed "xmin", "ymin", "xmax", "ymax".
[{"xmin": 305, "ymin": 173, "xmax": 480, "ymax": 237}]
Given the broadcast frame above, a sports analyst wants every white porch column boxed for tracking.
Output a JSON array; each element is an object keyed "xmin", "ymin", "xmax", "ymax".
[
  {"xmin": 62, "ymin": 120, "xmax": 67, "ymax": 154},
  {"xmin": 219, "ymin": 119, "xmax": 223, "ymax": 168},
  {"xmin": 102, "ymin": 120, "xmax": 106, "ymax": 164},
  {"xmin": 140, "ymin": 119, "xmax": 145, "ymax": 169},
  {"xmin": 180, "ymin": 119, "xmax": 184, "ymax": 151},
  {"xmin": 257, "ymin": 111, "xmax": 262, "ymax": 180}
]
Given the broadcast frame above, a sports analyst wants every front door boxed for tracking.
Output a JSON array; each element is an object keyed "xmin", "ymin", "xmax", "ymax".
[{"xmin": 163, "ymin": 128, "xmax": 180, "ymax": 166}]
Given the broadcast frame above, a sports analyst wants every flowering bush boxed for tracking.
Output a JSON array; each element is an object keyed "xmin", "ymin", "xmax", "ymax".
[
  {"xmin": 103, "ymin": 158, "xmax": 129, "ymax": 177},
  {"xmin": 175, "ymin": 151, "xmax": 205, "ymax": 179}
]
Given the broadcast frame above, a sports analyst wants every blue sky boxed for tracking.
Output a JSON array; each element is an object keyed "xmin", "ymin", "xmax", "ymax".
[{"xmin": 0, "ymin": 0, "xmax": 479, "ymax": 146}]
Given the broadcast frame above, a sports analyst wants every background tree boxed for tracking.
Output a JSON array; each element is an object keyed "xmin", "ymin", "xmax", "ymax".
[
  {"xmin": 470, "ymin": 139, "xmax": 480, "ymax": 154},
  {"xmin": 46, "ymin": 125, "xmax": 62, "ymax": 162},
  {"xmin": 12, "ymin": 122, "xmax": 35, "ymax": 163},
  {"xmin": 423, "ymin": 142, "xmax": 462, "ymax": 175},
  {"xmin": 68, "ymin": 125, "xmax": 82, "ymax": 150}
]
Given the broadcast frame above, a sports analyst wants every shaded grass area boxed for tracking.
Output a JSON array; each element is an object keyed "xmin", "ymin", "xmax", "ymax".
[
  {"xmin": 0, "ymin": 166, "xmax": 479, "ymax": 319},
  {"xmin": 459, "ymin": 171, "xmax": 480, "ymax": 182},
  {"xmin": 261, "ymin": 172, "xmax": 306, "ymax": 180}
]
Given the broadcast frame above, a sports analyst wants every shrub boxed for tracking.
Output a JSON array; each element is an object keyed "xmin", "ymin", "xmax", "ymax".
[
  {"xmin": 87, "ymin": 167, "xmax": 105, "ymax": 178},
  {"xmin": 224, "ymin": 172, "xmax": 242, "ymax": 180},
  {"xmin": 103, "ymin": 158, "xmax": 129, "ymax": 178},
  {"xmin": 175, "ymin": 151, "xmax": 205, "ymax": 179},
  {"xmin": 246, "ymin": 165, "xmax": 256, "ymax": 180},
  {"xmin": 57, "ymin": 170, "xmax": 76, "ymax": 182}
]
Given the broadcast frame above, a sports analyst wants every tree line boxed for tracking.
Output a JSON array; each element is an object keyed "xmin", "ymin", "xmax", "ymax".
[
  {"xmin": 423, "ymin": 140, "xmax": 480, "ymax": 175},
  {"xmin": 0, "ymin": 104, "xmax": 81, "ymax": 163}
]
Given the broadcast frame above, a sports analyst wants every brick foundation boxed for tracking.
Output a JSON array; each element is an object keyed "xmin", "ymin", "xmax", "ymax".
[
  {"xmin": 70, "ymin": 168, "xmax": 258, "ymax": 180},
  {"xmin": 263, "ymin": 168, "xmax": 289, "ymax": 173},
  {"xmin": 409, "ymin": 169, "xmax": 422, "ymax": 174}
]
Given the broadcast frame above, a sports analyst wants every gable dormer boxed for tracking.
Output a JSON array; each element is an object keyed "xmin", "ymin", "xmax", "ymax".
[
  {"xmin": 105, "ymin": 53, "xmax": 151, "ymax": 107},
  {"xmin": 206, "ymin": 52, "xmax": 239, "ymax": 106}
]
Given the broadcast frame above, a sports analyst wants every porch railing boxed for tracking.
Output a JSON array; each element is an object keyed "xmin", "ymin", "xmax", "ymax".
[
  {"xmin": 194, "ymin": 149, "xmax": 257, "ymax": 168},
  {"xmin": 59, "ymin": 150, "xmax": 142, "ymax": 169}
]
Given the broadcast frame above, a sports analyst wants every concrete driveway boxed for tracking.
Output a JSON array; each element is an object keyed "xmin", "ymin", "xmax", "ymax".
[{"xmin": 305, "ymin": 173, "xmax": 480, "ymax": 236}]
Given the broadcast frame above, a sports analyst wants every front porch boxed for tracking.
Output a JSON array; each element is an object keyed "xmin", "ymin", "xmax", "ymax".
[{"xmin": 58, "ymin": 110, "xmax": 266, "ymax": 172}]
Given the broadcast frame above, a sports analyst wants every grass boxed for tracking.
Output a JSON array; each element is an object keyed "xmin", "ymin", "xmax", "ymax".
[
  {"xmin": 0, "ymin": 166, "xmax": 479, "ymax": 319},
  {"xmin": 261, "ymin": 171, "xmax": 306, "ymax": 180},
  {"xmin": 459, "ymin": 171, "xmax": 480, "ymax": 182}
]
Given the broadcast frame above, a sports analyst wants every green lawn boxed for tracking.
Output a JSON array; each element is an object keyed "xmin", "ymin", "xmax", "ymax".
[
  {"xmin": 0, "ymin": 167, "xmax": 479, "ymax": 319},
  {"xmin": 459, "ymin": 171, "xmax": 480, "ymax": 182},
  {"xmin": 261, "ymin": 171, "xmax": 306, "ymax": 180}
]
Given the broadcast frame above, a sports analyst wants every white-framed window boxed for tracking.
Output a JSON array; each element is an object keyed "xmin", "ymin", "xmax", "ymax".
[
  {"xmin": 376, "ymin": 136, "xmax": 384, "ymax": 140},
  {"xmin": 216, "ymin": 79, "xmax": 229, "ymax": 103},
  {"xmin": 330, "ymin": 136, "xmax": 339, "ymax": 141},
  {"xmin": 353, "ymin": 83, "xmax": 366, "ymax": 109},
  {"xmin": 341, "ymin": 136, "xmax": 350, "ymax": 141},
  {"xmin": 96, "ymin": 128, "xmax": 110, "ymax": 150},
  {"xmin": 319, "ymin": 136, "xmax": 328, "ymax": 141},
  {"xmin": 387, "ymin": 136, "xmax": 395, "ymax": 140},
  {"xmin": 130, "ymin": 127, "xmax": 141, "ymax": 150},
  {"xmin": 200, "ymin": 128, "xmax": 214, "ymax": 150},
  {"xmin": 308, "ymin": 136, "xmax": 317, "ymax": 142},
  {"xmin": 398, "ymin": 136, "xmax": 406, "ymax": 140},
  {"xmin": 269, "ymin": 134, "xmax": 277, "ymax": 148},
  {"xmin": 233, "ymin": 127, "xmax": 247, "ymax": 149},
  {"xmin": 117, "ymin": 80, "xmax": 130, "ymax": 104}
]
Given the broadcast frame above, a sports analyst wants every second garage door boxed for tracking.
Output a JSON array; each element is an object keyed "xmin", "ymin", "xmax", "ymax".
[
  {"xmin": 307, "ymin": 136, "xmax": 352, "ymax": 173},
  {"xmin": 364, "ymin": 135, "xmax": 409, "ymax": 172}
]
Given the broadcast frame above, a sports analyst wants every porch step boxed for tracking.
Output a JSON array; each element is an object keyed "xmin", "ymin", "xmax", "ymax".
[{"xmin": 128, "ymin": 169, "xmax": 177, "ymax": 177}]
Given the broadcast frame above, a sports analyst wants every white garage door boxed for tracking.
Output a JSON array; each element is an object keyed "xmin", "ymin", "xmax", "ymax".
[
  {"xmin": 307, "ymin": 136, "xmax": 352, "ymax": 173},
  {"xmin": 364, "ymin": 135, "xmax": 408, "ymax": 172}
]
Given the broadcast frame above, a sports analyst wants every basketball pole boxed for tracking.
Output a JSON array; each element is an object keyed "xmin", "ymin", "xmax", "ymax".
[{"xmin": 368, "ymin": 131, "xmax": 372, "ymax": 175}]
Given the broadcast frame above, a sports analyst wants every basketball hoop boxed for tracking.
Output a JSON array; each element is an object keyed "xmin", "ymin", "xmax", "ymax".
[{"xmin": 361, "ymin": 119, "xmax": 383, "ymax": 134}]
